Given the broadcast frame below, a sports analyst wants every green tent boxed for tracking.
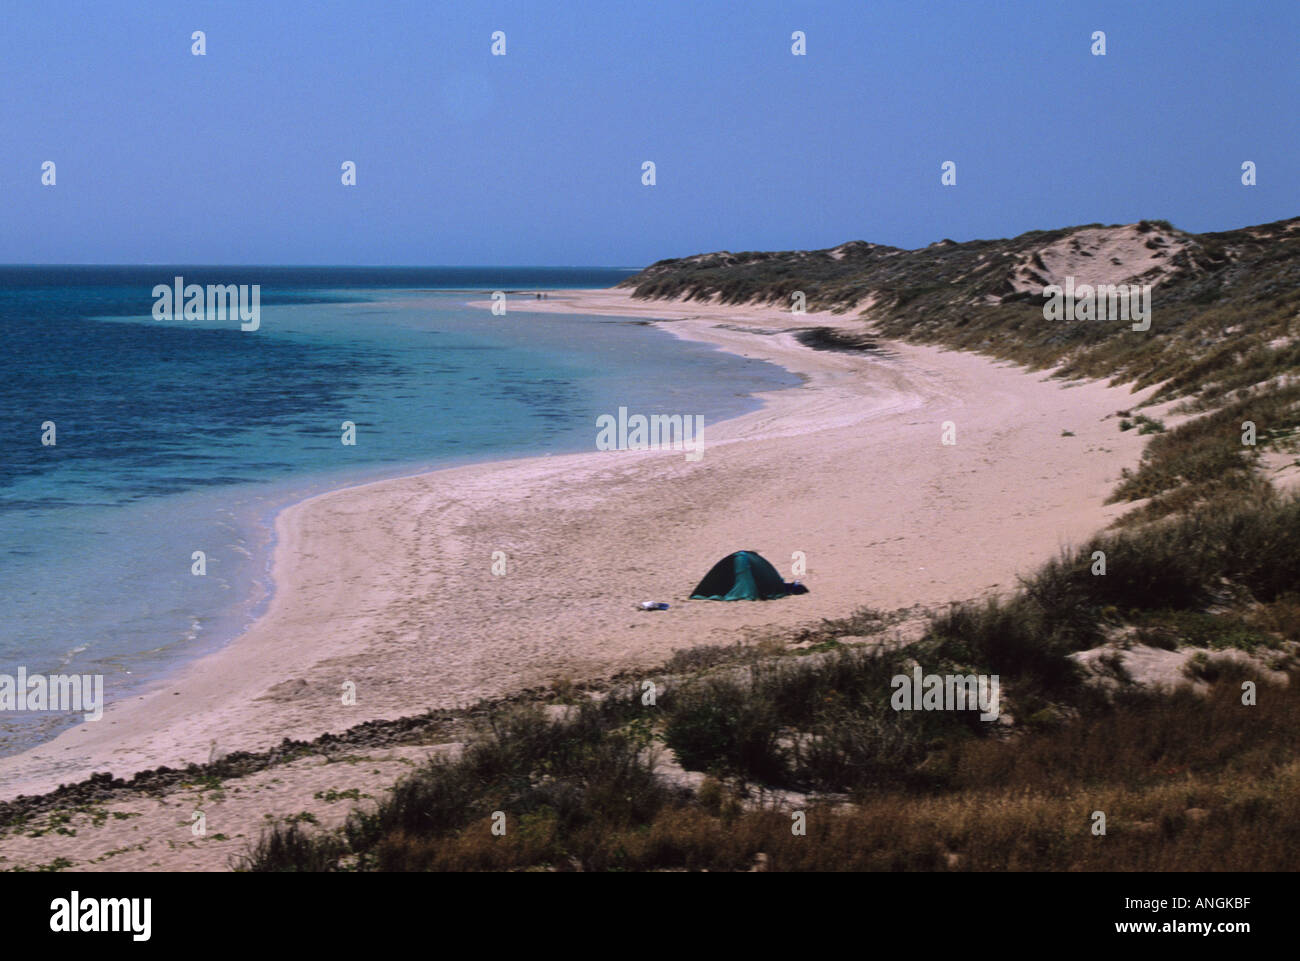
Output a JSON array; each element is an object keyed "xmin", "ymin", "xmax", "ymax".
[{"xmin": 690, "ymin": 550, "xmax": 808, "ymax": 601}]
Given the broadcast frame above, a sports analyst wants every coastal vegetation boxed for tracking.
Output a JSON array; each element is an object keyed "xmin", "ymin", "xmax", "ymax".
[
  {"xmin": 624, "ymin": 216, "xmax": 1300, "ymax": 524},
  {"xmin": 240, "ymin": 489, "xmax": 1300, "ymax": 871}
]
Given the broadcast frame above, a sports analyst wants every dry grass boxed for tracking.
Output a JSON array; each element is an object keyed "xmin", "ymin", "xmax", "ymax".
[
  {"xmin": 242, "ymin": 662, "xmax": 1299, "ymax": 872},
  {"xmin": 239, "ymin": 478, "xmax": 1300, "ymax": 873}
]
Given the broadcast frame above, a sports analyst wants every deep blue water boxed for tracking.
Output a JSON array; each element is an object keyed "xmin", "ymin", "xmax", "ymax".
[{"xmin": 0, "ymin": 267, "xmax": 799, "ymax": 753}]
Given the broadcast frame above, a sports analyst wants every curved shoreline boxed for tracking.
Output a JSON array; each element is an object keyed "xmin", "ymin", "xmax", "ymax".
[{"xmin": 0, "ymin": 290, "xmax": 1153, "ymax": 800}]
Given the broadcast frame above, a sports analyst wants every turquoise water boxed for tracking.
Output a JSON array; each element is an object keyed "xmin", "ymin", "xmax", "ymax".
[{"xmin": 0, "ymin": 269, "xmax": 799, "ymax": 754}]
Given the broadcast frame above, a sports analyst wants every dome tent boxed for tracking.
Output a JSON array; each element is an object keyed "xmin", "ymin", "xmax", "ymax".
[{"xmin": 690, "ymin": 550, "xmax": 809, "ymax": 601}]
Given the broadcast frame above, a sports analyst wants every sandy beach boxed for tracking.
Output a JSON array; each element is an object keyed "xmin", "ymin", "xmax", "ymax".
[{"xmin": 0, "ymin": 289, "xmax": 1155, "ymax": 804}]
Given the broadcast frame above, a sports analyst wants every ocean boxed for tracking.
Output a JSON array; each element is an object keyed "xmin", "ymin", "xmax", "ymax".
[{"xmin": 0, "ymin": 267, "xmax": 799, "ymax": 755}]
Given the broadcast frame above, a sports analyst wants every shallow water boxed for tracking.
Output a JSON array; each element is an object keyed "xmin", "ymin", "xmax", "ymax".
[{"xmin": 0, "ymin": 268, "xmax": 799, "ymax": 754}]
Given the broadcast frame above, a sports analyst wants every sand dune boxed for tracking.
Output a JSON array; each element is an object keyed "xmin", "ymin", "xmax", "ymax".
[
  {"xmin": 1006, "ymin": 223, "xmax": 1190, "ymax": 296},
  {"xmin": 0, "ymin": 290, "xmax": 1153, "ymax": 800}
]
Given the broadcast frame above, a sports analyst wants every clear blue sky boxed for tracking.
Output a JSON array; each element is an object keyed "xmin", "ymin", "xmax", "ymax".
[{"xmin": 2, "ymin": 0, "xmax": 1296, "ymax": 265}]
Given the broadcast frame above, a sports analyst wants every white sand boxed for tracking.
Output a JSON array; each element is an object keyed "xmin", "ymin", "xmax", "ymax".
[
  {"xmin": 0, "ymin": 289, "xmax": 1153, "ymax": 803},
  {"xmin": 1006, "ymin": 223, "xmax": 1189, "ymax": 297}
]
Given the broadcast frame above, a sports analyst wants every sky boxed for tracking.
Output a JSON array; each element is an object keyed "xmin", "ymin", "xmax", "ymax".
[{"xmin": 2, "ymin": 0, "xmax": 1297, "ymax": 266}]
